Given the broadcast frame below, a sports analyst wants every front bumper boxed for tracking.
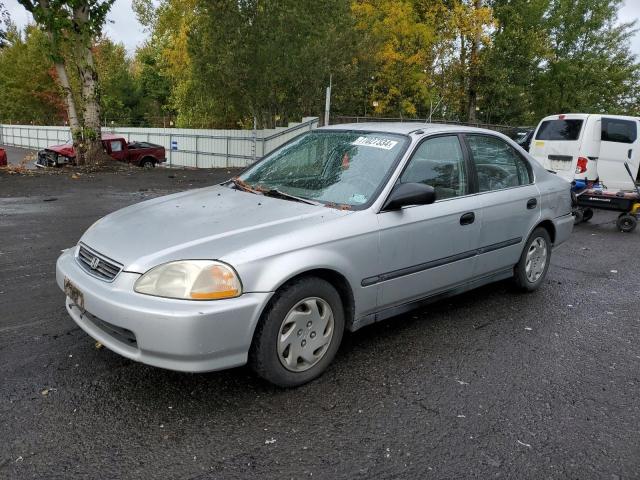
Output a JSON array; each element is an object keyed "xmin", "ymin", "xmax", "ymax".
[{"xmin": 56, "ymin": 249, "xmax": 272, "ymax": 372}]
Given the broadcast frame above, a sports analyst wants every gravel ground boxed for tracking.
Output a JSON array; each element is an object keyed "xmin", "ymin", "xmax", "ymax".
[{"xmin": 1, "ymin": 168, "xmax": 639, "ymax": 479}]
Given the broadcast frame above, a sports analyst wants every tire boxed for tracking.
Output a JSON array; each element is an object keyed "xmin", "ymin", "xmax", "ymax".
[
  {"xmin": 616, "ymin": 213, "xmax": 637, "ymax": 233},
  {"xmin": 140, "ymin": 158, "xmax": 155, "ymax": 169},
  {"xmin": 249, "ymin": 277, "xmax": 345, "ymax": 387},
  {"xmin": 573, "ymin": 209, "xmax": 584, "ymax": 225},
  {"xmin": 582, "ymin": 208, "xmax": 594, "ymax": 222},
  {"xmin": 513, "ymin": 227, "xmax": 552, "ymax": 292}
]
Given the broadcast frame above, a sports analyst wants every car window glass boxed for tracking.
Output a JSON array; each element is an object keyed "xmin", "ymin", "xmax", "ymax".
[
  {"xmin": 400, "ymin": 136, "xmax": 467, "ymax": 200},
  {"xmin": 240, "ymin": 131, "xmax": 408, "ymax": 207},
  {"xmin": 110, "ymin": 140, "xmax": 123, "ymax": 152},
  {"xmin": 601, "ymin": 118, "xmax": 637, "ymax": 144},
  {"xmin": 467, "ymin": 135, "xmax": 532, "ymax": 192},
  {"xmin": 535, "ymin": 120, "xmax": 583, "ymax": 141}
]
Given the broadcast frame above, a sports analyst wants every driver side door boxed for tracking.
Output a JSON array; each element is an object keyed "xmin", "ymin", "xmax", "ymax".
[{"xmin": 375, "ymin": 134, "xmax": 481, "ymax": 310}]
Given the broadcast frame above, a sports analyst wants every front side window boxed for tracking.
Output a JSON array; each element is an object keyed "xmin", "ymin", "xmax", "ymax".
[
  {"xmin": 239, "ymin": 131, "xmax": 408, "ymax": 207},
  {"xmin": 467, "ymin": 135, "xmax": 532, "ymax": 192},
  {"xmin": 110, "ymin": 140, "xmax": 123, "ymax": 152},
  {"xmin": 400, "ymin": 135, "xmax": 467, "ymax": 199},
  {"xmin": 601, "ymin": 118, "xmax": 637, "ymax": 144},
  {"xmin": 535, "ymin": 119, "xmax": 584, "ymax": 141}
]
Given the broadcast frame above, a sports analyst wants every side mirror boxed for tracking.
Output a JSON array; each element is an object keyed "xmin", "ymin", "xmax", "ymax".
[{"xmin": 382, "ymin": 183, "xmax": 436, "ymax": 211}]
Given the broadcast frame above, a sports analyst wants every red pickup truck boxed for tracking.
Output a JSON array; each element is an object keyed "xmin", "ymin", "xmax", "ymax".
[
  {"xmin": 0, "ymin": 148, "xmax": 7, "ymax": 167},
  {"xmin": 36, "ymin": 134, "xmax": 167, "ymax": 168}
]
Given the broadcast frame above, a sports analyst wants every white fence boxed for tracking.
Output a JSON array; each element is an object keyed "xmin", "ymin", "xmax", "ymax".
[{"xmin": 0, "ymin": 117, "xmax": 319, "ymax": 168}]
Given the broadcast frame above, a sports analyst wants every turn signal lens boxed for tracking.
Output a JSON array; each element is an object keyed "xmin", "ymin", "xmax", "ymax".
[{"xmin": 134, "ymin": 260, "xmax": 242, "ymax": 300}]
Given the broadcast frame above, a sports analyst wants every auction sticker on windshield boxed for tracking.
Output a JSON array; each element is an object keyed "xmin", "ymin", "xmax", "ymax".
[{"xmin": 352, "ymin": 136, "xmax": 399, "ymax": 150}]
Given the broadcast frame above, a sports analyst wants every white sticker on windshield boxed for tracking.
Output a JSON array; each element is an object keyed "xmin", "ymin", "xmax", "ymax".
[{"xmin": 352, "ymin": 136, "xmax": 398, "ymax": 150}]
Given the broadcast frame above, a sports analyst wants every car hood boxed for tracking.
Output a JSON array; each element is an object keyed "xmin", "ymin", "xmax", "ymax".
[
  {"xmin": 45, "ymin": 143, "xmax": 76, "ymax": 157},
  {"xmin": 80, "ymin": 185, "xmax": 347, "ymax": 273}
]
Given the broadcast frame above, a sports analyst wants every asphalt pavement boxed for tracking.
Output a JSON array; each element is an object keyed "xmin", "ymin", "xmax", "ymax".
[
  {"xmin": 0, "ymin": 145, "xmax": 37, "ymax": 168},
  {"xmin": 1, "ymin": 168, "xmax": 639, "ymax": 479}
]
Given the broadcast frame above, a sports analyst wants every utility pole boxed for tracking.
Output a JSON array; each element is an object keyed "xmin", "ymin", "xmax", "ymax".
[{"xmin": 324, "ymin": 74, "xmax": 332, "ymax": 126}]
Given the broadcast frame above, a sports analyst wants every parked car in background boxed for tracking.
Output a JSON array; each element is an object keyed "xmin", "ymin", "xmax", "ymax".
[
  {"xmin": 36, "ymin": 134, "xmax": 166, "ymax": 169},
  {"xmin": 529, "ymin": 114, "xmax": 640, "ymax": 190},
  {"xmin": 515, "ymin": 129, "xmax": 535, "ymax": 152},
  {"xmin": 0, "ymin": 147, "xmax": 7, "ymax": 167},
  {"xmin": 56, "ymin": 123, "xmax": 573, "ymax": 387}
]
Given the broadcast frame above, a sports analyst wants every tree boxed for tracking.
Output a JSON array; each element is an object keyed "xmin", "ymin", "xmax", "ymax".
[
  {"xmin": 0, "ymin": 1, "xmax": 9, "ymax": 48},
  {"xmin": 480, "ymin": 0, "xmax": 550, "ymax": 124},
  {"xmin": 352, "ymin": 0, "xmax": 438, "ymax": 117},
  {"xmin": 17, "ymin": 0, "xmax": 115, "ymax": 164},
  {"xmin": 0, "ymin": 26, "xmax": 66, "ymax": 123},
  {"xmin": 184, "ymin": 0, "xmax": 358, "ymax": 128},
  {"xmin": 94, "ymin": 37, "xmax": 139, "ymax": 125},
  {"xmin": 533, "ymin": 0, "xmax": 639, "ymax": 117}
]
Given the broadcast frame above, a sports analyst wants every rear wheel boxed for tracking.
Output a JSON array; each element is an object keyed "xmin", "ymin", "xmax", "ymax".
[
  {"xmin": 582, "ymin": 208, "xmax": 594, "ymax": 222},
  {"xmin": 249, "ymin": 277, "xmax": 345, "ymax": 387},
  {"xmin": 140, "ymin": 158, "xmax": 155, "ymax": 169},
  {"xmin": 573, "ymin": 209, "xmax": 584, "ymax": 225},
  {"xmin": 513, "ymin": 227, "xmax": 552, "ymax": 292},
  {"xmin": 616, "ymin": 213, "xmax": 637, "ymax": 233}
]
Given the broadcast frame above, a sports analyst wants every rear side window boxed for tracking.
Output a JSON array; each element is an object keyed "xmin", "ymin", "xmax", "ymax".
[
  {"xmin": 601, "ymin": 118, "xmax": 637, "ymax": 144},
  {"xmin": 110, "ymin": 140, "xmax": 123, "ymax": 152},
  {"xmin": 466, "ymin": 135, "xmax": 532, "ymax": 192},
  {"xmin": 535, "ymin": 120, "xmax": 583, "ymax": 141}
]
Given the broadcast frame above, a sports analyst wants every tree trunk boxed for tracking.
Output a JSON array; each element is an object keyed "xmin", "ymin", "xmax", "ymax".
[
  {"xmin": 73, "ymin": 4, "xmax": 109, "ymax": 166},
  {"xmin": 466, "ymin": 0, "xmax": 482, "ymax": 123},
  {"xmin": 78, "ymin": 43, "xmax": 106, "ymax": 165},
  {"xmin": 53, "ymin": 61, "xmax": 84, "ymax": 164}
]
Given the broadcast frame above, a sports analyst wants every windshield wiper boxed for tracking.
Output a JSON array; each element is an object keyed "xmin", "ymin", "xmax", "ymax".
[
  {"xmin": 261, "ymin": 189, "xmax": 321, "ymax": 206},
  {"xmin": 229, "ymin": 178, "xmax": 259, "ymax": 194}
]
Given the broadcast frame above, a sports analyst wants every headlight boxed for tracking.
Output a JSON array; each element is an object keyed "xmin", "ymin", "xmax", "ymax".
[{"xmin": 134, "ymin": 260, "xmax": 242, "ymax": 300}]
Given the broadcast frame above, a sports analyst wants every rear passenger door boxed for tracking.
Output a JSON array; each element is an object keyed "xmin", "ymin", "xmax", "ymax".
[
  {"xmin": 463, "ymin": 134, "xmax": 540, "ymax": 277},
  {"xmin": 597, "ymin": 117, "xmax": 640, "ymax": 190}
]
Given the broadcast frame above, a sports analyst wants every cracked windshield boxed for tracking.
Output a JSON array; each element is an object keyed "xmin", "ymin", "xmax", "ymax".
[{"xmin": 239, "ymin": 131, "xmax": 408, "ymax": 207}]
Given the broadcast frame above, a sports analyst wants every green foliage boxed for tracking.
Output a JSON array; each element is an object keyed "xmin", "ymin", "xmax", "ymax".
[
  {"xmin": 481, "ymin": 0, "xmax": 639, "ymax": 124},
  {"xmin": 0, "ymin": 26, "xmax": 66, "ymax": 123},
  {"xmin": 4, "ymin": 0, "xmax": 640, "ymax": 129}
]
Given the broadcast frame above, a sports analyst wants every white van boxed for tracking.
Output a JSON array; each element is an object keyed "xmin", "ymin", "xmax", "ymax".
[{"xmin": 529, "ymin": 114, "xmax": 640, "ymax": 190}]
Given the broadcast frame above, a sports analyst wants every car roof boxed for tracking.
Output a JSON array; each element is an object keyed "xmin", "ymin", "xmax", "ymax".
[
  {"xmin": 101, "ymin": 133, "xmax": 124, "ymax": 141},
  {"xmin": 320, "ymin": 122, "xmax": 498, "ymax": 136}
]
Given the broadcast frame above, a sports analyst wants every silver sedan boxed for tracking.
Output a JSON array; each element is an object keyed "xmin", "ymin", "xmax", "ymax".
[{"xmin": 56, "ymin": 123, "xmax": 573, "ymax": 387}]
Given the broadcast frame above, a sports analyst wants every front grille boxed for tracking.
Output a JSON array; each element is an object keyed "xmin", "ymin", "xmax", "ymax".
[{"xmin": 76, "ymin": 244, "xmax": 123, "ymax": 282}]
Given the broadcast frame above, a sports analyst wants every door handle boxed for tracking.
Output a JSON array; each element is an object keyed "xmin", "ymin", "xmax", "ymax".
[
  {"xmin": 629, "ymin": 149, "xmax": 633, "ymax": 159},
  {"xmin": 527, "ymin": 198, "xmax": 538, "ymax": 210},
  {"xmin": 460, "ymin": 212, "xmax": 475, "ymax": 225}
]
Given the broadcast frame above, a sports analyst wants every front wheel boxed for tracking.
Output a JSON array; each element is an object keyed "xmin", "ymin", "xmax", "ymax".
[
  {"xmin": 513, "ymin": 227, "xmax": 552, "ymax": 292},
  {"xmin": 249, "ymin": 277, "xmax": 345, "ymax": 387}
]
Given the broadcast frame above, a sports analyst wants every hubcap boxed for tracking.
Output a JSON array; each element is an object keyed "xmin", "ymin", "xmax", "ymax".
[
  {"xmin": 525, "ymin": 237, "xmax": 548, "ymax": 283},
  {"xmin": 277, "ymin": 297, "xmax": 334, "ymax": 372}
]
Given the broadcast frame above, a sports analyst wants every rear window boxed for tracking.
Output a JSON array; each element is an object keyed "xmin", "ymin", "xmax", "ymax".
[
  {"xmin": 601, "ymin": 118, "xmax": 637, "ymax": 144},
  {"xmin": 535, "ymin": 120, "xmax": 584, "ymax": 141}
]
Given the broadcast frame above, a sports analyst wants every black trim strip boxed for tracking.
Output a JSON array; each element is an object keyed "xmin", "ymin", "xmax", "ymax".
[{"xmin": 361, "ymin": 236, "xmax": 522, "ymax": 287}]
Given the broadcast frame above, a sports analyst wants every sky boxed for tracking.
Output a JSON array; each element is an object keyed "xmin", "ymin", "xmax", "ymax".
[{"xmin": 4, "ymin": 0, "xmax": 640, "ymax": 57}]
